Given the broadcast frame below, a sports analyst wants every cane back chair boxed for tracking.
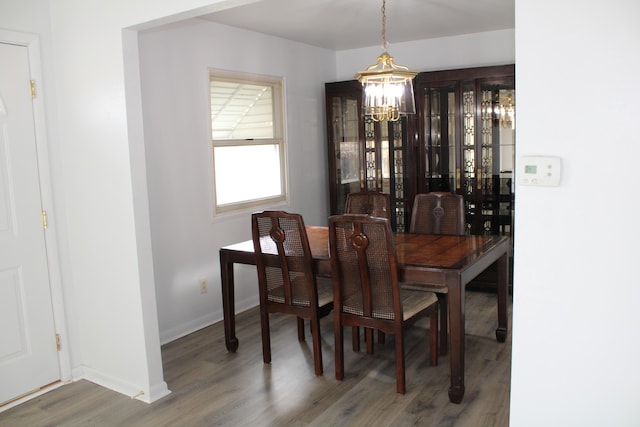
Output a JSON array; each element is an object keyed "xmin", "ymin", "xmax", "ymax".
[
  {"xmin": 251, "ymin": 210, "xmax": 333, "ymax": 376},
  {"xmin": 328, "ymin": 214, "xmax": 439, "ymax": 393}
]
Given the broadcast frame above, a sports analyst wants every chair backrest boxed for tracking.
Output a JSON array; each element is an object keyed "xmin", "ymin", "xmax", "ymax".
[
  {"xmin": 345, "ymin": 191, "xmax": 391, "ymax": 219},
  {"xmin": 329, "ymin": 214, "xmax": 401, "ymax": 323},
  {"xmin": 251, "ymin": 211, "xmax": 317, "ymax": 308},
  {"xmin": 410, "ymin": 192, "xmax": 465, "ymax": 235}
]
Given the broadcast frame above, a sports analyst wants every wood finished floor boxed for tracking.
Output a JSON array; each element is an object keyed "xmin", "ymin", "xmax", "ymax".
[{"xmin": 0, "ymin": 290, "xmax": 511, "ymax": 426}]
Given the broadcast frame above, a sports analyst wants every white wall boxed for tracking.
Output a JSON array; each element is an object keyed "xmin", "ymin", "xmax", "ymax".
[
  {"xmin": 138, "ymin": 19, "xmax": 336, "ymax": 343},
  {"xmin": 510, "ymin": 0, "xmax": 640, "ymax": 425},
  {"xmin": 0, "ymin": 0, "xmax": 253, "ymax": 404}
]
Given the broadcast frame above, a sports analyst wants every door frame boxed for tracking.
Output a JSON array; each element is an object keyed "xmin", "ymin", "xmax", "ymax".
[{"xmin": 0, "ymin": 29, "xmax": 71, "ymax": 409}]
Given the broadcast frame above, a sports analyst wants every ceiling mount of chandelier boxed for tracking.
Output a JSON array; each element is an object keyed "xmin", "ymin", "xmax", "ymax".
[{"xmin": 354, "ymin": 0, "xmax": 417, "ymax": 122}]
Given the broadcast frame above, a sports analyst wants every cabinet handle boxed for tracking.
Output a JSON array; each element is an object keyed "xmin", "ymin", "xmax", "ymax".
[
  {"xmin": 360, "ymin": 169, "xmax": 365, "ymax": 191},
  {"xmin": 377, "ymin": 168, "xmax": 382, "ymax": 190},
  {"xmin": 477, "ymin": 168, "xmax": 482, "ymax": 189},
  {"xmin": 456, "ymin": 168, "xmax": 461, "ymax": 190}
]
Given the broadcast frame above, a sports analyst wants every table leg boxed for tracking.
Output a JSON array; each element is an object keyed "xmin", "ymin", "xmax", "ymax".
[
  {"xmin": 495, "ymin": 253, "xmax": 508, "ymax": 342},
  {"xmin": 447, "ymin": 271, "xmax": 465, "ymax": 404},
  {"xmin": 220, "ymin": 250, "xmax": 239, "ymax": 352},
  {"xmin": 437, "ymin": 294, "xmax": 448, "ymax": 356}
]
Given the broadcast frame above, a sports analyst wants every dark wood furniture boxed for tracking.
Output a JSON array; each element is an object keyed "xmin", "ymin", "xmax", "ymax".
[
  {"xmin": 407, "ymin": 192, "xmax": 466, "ymax": 355},
  {"xmin": 329, "ymin": 214, "xmax": 439, "ymax": 394},
  {"xmin": 251, "ymin": 211, "xmax": 333, "ymax": 376},
  {"xmin": 415, "ymin": 65, "xmax": 515, "ymax": 236},
  {"xmin": 345, "ymin": 191, "xmax": 392, "ymax": 348},
  {"xmin": 220, "ymin": 226, "xmax": 509, "ymax": 403},
  {"xmin": 410, "ymin": 192, "xmax": 465, "ymax": 235},
  {"xmin": 325, "ymin": 80, "xmax": 414, "ymax": 233},
  {"xmin": 325, "ymin": 65, "xmax": 515, "ymax": 238},
  {"xmin": 345, "ymin": 191, "xmax": 391, "ymax": 219}
]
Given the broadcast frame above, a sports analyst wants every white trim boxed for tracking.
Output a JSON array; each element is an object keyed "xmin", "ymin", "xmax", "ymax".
[
  {"xmin": 122, "ymin": 28, "xmax": 172, "ymax": 405},
  {"xmin": 0, "ymin": 28, "xmax": 72, "ymax": 386},
  {"xmin": 209, "ymin": 69, "xmax": 289, "ymax": 215},
  {"xmin": 80, "ymin": 366, "xmax": 170, "ymax": 404},
  {"xmin": 0, "ymin": 381, "xmax": 66, "ymax": 413}
]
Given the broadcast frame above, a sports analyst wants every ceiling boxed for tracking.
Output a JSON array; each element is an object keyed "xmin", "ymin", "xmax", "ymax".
[{"xmin": 199, "ymin": 0, "xmax": 515, "ymax": 51}]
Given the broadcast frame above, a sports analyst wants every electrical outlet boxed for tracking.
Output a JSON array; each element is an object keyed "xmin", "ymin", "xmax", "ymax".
[{"xmin": 199, "ymin": 279, "xmax": 208, "ymax": 294}]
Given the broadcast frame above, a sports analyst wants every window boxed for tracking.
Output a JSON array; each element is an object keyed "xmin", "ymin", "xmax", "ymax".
[{"xmin": 210, "ymin": 70, "xmax": 287, "ymax": 214}]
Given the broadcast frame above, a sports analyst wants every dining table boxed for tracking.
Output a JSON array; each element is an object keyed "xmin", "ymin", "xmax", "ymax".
[{"xmin": 219, "ymin": 226, "xmax": 510, "ymax": 404}]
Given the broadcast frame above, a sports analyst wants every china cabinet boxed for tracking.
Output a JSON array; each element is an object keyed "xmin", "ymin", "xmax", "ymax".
[
  {"xmin": 325, "ymin": 65, "xmax": 515, "ymax": 239},
  {"xmin": 325, "ymin": 80, "xmax": 415, "ymax": 232}
]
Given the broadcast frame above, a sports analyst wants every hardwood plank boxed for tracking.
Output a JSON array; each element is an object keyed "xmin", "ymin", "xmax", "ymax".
[{"xmin": 0, "ymin": 290, "xmax": 511, "ymax": 426}]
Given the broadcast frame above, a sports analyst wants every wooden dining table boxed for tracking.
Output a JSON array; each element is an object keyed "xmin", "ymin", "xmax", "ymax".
[{"xmin": 219, "ymin": 226, "xmax": 510, "ymax": 404}]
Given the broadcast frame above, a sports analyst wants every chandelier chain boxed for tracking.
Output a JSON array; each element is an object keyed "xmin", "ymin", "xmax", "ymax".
[{"xmin": 381, "ymin": 0, "xmax": 388, "ymax": 51}]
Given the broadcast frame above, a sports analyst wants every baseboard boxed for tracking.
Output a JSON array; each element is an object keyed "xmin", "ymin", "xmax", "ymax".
[
  {"xmin": 137, "ymin": 381, "xmax": 171, "ymax": 404},
  {"xmin": 80, "ymin": 366, "xmax": 171, "ymax": 403}
]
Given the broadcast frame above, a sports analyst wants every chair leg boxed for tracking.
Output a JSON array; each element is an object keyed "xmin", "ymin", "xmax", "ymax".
[
  {"xmin": 310, "ymin": 316, "xmax": 323, "ymax": 376},
  {"xmin": 365, "ymin": 328, "xmax": 374, "ymax": 354},
  {"xmin": 429, "ymin": 307, "xmax": 439, "ymax": 366},
  {"xmin": 361, "ymin": 329, "xmax": 384, "ymax": 353},
  {"xmin": 395, "ymin": 331, "xmax": 406, "ymax": 394},
  {"xmin": 260, "ymin": 308, "xmax": 271, "ymax": 364},
  {"xmin": 437, "ymin": 294, "xmax": 448, "ymax": 356},
  {"xmin": 297, "ymin": 317, "xmax": 305, "ymax": 341},
  {"xmin": 335, "ymin": 319, "xmax": 344, "ymax": 381},
  {"xmin": 352, "ymin": 326, "xmax": 360, "ymax": 352}
]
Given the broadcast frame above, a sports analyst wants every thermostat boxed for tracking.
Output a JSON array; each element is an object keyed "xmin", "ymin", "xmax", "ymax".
[{"xmin": 517, "ymin": 156, "xmax": 561, "ymax": 187}]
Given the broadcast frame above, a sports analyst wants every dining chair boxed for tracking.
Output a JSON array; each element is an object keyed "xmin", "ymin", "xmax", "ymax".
[
  {"xmin": 251, "ymin": 210, "xmax": 333, "ymax": 376},
  {"xmin": 345, "ymin": 191, "xmax": 391, "ymax": 219},
  {"xmin": 328, "ymin": 214, "xmax": 439, "ymax": 394},
  {"xmin": 345, "ymin": 191, "xmax": 391, "ymax": 349},
  {"xmin": 410, "ymin": 192, "xmax": 465, "ymax": 235},
  {"xmin": 408, "ymin": 192, "xmax": 465, "ymax": 355}
]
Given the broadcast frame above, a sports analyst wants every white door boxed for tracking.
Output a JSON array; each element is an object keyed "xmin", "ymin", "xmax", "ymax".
[{"xmin": 0, "ymin": 42, "xmax": 60, "ymax": 405}]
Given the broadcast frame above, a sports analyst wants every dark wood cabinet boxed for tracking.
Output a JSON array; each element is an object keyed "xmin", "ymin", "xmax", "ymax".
[
  {"xmin": 325, "ymin": 65, "xmax": 515, "ymax": 238},
  {"xmin": 415, "ymin": 65, "xmax": 515, "ymax": 237},
  {"xmin": 325, "ymin": 80, "xmax": 415, "ymax": 232}
]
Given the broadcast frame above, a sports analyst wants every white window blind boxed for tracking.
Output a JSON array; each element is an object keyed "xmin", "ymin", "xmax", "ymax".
[{"xmin": 210, "ymin": 70, "xmax": 287, "ymax": 214}]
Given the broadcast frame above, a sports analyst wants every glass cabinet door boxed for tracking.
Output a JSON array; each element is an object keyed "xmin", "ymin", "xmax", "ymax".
[
  {"xmin": 461, "ymin": 79, "xmax": 515, "ymax": 235},
  {"xmin": 461, "ymin": 81, "xmax": 477, "ymax": 234},
  {"xmin": 326, "ymin": 81, "xmax": 410, "ymax": 232},
  {"xmin": 476, "ymin": 81, "xmax": 515, "ymax": 236},
  {"xmin": 363, "ymin": 117, "xmax": 409, "ymax": 231},
  {"xmin": 423, "ymin": 84, "xmax": 459, "ymax": 193},
  {"xmin": 327, "ymin": 89, "xmax": 363, "ymax": 216},
  {"xmin": 415, "ymin": 65, "xmax": 515, "ymax": 237},
  {"xmin": 325, "ymin": 81, "xmax": 364, "ymax": 215}
]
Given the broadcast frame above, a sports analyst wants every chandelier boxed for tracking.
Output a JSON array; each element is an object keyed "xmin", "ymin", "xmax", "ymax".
[
  {"xmin": 484, "ymin": 90, "xmax": 515, "ymax": 129},
  {"xmin": 497, "ymin": 90, "xmax": 515, "ymax": 129},
  {"xmin": 354, "ymin": 0, "xmax": 417, "ymax": 122}
]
